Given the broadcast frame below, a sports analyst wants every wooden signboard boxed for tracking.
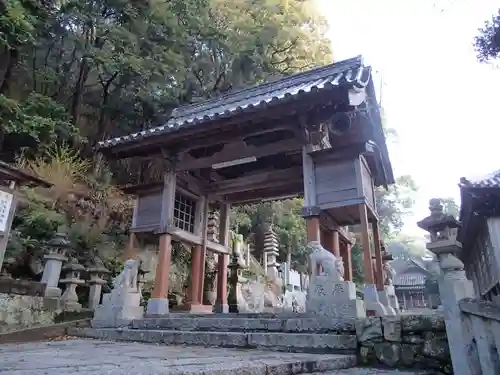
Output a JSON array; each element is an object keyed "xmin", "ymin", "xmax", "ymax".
[
  {"xmin": 0, "ymin": 189, "xmax": 14, "ymax": 235},
  {"xmin": 0, "ymin": 186, "xmax": 17, "ymax": 273}
]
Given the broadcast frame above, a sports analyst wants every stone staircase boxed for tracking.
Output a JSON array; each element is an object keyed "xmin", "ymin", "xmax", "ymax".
[{"xmin": 69, "ymin": 313, "xmax": 360, "ymax": 374}]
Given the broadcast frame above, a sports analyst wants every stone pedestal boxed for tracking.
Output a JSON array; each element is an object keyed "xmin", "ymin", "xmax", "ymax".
[
  {"xmin": 306, "ymin": 277, "xmax": 365, "ymax": 318},
  {"xmin": 92, "ymin": 259, "xmax": 144, "ymax": 328},
  {"xmin": 364, "ymin": 284, "xmax": 387, "ymax": 316},
  {"xmin": 385, "ymin": 285, "xmax": 399, "ymax": 313},
  {"xmin": 41, "ymin": 252, "xmax": 68, "ymax": 309},
  {"xmin": 88, "ymin": 281, "xmax": 105, "ymax": 309},
  {"xmin": 59, "ymin": 258, "xmax": 85, "ymax": 311},
  {"xmin": 87, "ymin": 261, "xmax": 110, "ymax": 310},
  {"xmin": 146, "ymin": 298, "xmax": 169, "ymax": 315},
  {"xmin": 60, "ymin": 280, "xmax": 84, "ymax": 311}
]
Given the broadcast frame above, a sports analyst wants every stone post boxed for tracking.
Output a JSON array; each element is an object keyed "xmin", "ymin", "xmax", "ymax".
[
  {"xmin": 262, "ymin": 223, "xmax": 280, "ymax": 281},
  {"xmin": 60, "ymin": 258, "xmax": 85, "ymax": 311},
  {"xmin": 228, "ymin": 238, "xmax": 245, "ymax": 313},
  {"xmin": 418, "ymin": 198, "xmax": 478, "ymax": 375},
  {"xmin": 87, "ymin": 259, "xmax": 110, "ymax": 310},
  {"xmin": 41, "ymin": 228, "xmax": 70, "ymax": 309}
]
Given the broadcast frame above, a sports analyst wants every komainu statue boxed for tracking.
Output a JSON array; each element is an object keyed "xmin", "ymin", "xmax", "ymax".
[
  {"xmin": 91, "ymin": 258, "xmax": 143, "ymax": 328},
  {"xmin": 383, "ymin": 262, "xmax": 396, "ymax": 286},
  {"xmin": 112, "ymin": 259, "xmax": 140, "ymax": 292},
  {"xmin": 307, "ymin": 241, "xmax": 344, "ymax": 281}
]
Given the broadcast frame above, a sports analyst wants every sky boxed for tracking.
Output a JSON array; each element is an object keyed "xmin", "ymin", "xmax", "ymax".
[{"xmin": 316, "ymin": 0, "xmax": 500, "ymax": 238}]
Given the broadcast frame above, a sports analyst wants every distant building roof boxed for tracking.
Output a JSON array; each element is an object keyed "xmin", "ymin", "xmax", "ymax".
[
  {"xmin": 394, "ymin": 273, "xmax": 426, "ymax": 288},
  {"xmin": 391, "ymin": 257, "xmax": 430, "ymax": 289},
  {"xmin": 459, "ymin": 170, "xmax": 500, "ymax": 189},
  {"xmin": 459, "ymin": 168, "xmax": 500, "ymax": 247}
]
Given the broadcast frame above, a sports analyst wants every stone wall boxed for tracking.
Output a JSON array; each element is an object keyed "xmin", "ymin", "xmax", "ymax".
[
  {"xmin": 0, "ymin": 293, "xmax": 56, "ymax": 333},
  {"xmin": 356, "ymin": 314, "xmax": 452, "ymax": 374}
]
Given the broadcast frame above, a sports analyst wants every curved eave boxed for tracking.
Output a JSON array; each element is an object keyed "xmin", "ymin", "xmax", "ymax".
[
  {"xmin": 458, "ymin": 186, "xmax": 500, "ymax": 246},
  {"xmin": 97, "ymin": 57, "xmax": 371, "ymax": 155},
  {"xmin": 99, "ymin": 83, "xmax": 358, "ymax": 159}
]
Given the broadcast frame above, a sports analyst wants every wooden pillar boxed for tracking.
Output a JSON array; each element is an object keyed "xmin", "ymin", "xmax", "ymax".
[
  {"xmin": 150, "ymin": 234, "xmax": 172, "ymax": 300},
  {"xmin": 372, "ymin": 220, "xmax": 384, "ymax": 291},
  {"xmin": 147, "ymin": 169, "xmax": 176, "ymax": 315},
  {"xmin": 302, "ymin": 146, "xmax": 320, "ymax": 244},
  {"xmin": 359, "ymin": 204, "xmax": 374, "ymax": 284},
  {"xmin": 215, "ymin": 203, "xmax": 230, "ymax": 313},
  {"xmin": 342, "ymin": 242, "xmax": 353, "ymax": 281},
  {"xmin": 326, "ymin": 230, "xmax": 340, "ymax": 257},
  {"xmin": 196, "ymin": 197, "xmax": 209, "ymax": 304},
  {"xmin": 190, "ymin": 245, "xmax": 203, "ymax": 305},
  {"xmin": 320, "ymin": 228, "xmax": 328, "ymax": 248},
  {"xmin": 306, "ymin": 217, "xmax": 321, "ymax": 242}
]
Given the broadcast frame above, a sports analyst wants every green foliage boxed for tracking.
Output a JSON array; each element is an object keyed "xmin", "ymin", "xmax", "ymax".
[
  {"xmin": 231, "ymin": 199, "xmax": 308, "ymax": 272},
  {"xmin": 376, "ymin": 175, "xmax": 418, "ymax": 238},
  {"xmin": 441, "ymin": 197, "xmax": 460, "ymax": 219}
]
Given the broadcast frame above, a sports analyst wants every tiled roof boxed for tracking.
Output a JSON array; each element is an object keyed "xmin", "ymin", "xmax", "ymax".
[
  {"xmin": 98, "ymin": 56, "xmax": 371, "ymax": 150},
  {"xmin": 394, "ymin": 273, "xmax": 426, "ymax": 287},
  {"xmin": 459, "ymin": 170, "xmax": 500, "ymax": 188}
]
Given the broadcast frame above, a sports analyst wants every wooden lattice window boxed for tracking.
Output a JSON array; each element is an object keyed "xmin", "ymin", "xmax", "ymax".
[{"xmin": 173, "ymin": 192, "xmax": 196, "ymax": 233}]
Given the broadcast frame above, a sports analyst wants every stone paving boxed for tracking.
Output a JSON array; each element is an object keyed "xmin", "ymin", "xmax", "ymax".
[
  {"xmin": 0, "ymin": 338, "xmax": 355, "ymax": 375},
  {"xmin": 0, "ymin": 339, "xmax": 438, "ymax": 375}
]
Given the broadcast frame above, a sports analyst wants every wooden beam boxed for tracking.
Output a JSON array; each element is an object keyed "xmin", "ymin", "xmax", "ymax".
[
  {"xmin": 180, "ymin": 126, "xmax": 296, "ymax": 152},
  {"xmin": 209, "ymin": 167, "xmax": 302, "ymax": 195},
  {"xmin": 225, "ymin": 185, "xmax": 303, "ymax": 205},
  {"xmin": 176, "ymin": 139, "xmax": 301, "ymax": 172}
]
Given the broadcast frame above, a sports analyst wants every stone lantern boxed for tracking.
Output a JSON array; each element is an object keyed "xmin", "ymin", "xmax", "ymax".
[
  {"xmin": 87, "ymin": 258, "xmax": 110, "ymax": 309},
  {"xmin": 228, "ymin": 236, "xmax": 246, "ymax": 313},
  {"xmin": 41, "ymin": 228, "xmax": 71, "ymax": 307},
  {"xmin": 60, "ymin": 258, "xmax": 85, "ymax": 311},
  {"xmin": 417, "ymin": 198, "xmax": 475, "ymax": 375},
  {"xmin": 381, "ymin": 245, "xmax": 399, "ymax": 313}
]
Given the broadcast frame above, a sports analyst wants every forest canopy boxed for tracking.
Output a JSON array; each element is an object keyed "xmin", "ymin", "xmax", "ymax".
[{"xmin": 1, "ymin": 0, "xmax": 429, "ymax": 286}]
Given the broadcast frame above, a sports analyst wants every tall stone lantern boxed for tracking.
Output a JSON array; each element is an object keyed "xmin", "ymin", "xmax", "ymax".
[
  {"xmin": 417, "ymin": 198, "xmax": 476, "ymax": 375},
  {"xmin": 228, "ymin": 235, "xmax": 246, "ymax": 313},
  {"xmin": 60, "ymin": 258, "xmax": 85, "ymax": 311},
  {"xmin": 41, "ymin": 228, "xmax": 71, "ymax": 308},
  {"xmin": 87, "ymin": 259, "xmax": 110, "ymax": 309}
]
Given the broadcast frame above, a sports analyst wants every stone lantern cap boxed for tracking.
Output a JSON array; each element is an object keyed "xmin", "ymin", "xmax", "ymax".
[
  {"xmin": 382, "ymin": 253, "xmax": 393, "ymax": 261},
  {"xmin": 86, "ymin": 257, "xmax": 110, "ymax": 275},
  {"xmin": 47, "ymin": 227, "xmax": 73, "ymax": 251},
  {"xmin": 417, "ymin": 198, "xmax": 461, "ymax": 233},
  {"xmin": 62, "ymin": 258, "xmax": 85, "ymax": 273}
]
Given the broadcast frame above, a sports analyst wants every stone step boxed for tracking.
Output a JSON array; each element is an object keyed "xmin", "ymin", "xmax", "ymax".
[
  {"xmin": 68, "ymin": 327, "xmax": 358, "ymax": 353},
  {"xmin": 1, "ymin": 338, "xmax": 358, "ymax": 375},
  {"xmin": 132, "ymin": 316, "xmax": 357, "ymax": 333},
  {"xmin": 311, "ymin": 370, "xmax": 432, "ymax": 375}
]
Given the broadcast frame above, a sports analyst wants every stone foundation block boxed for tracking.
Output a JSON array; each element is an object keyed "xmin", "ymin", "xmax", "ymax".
[
  {"xmin": 307, "ymin": 279, "xmax": 365, "ymax": 318},
  {"xmin": 364, "ymin": 284, "xmax": 387, "ymax": 316},
  {"xmin": 146, "ymin": 298, "xmax": 169, "ymax": 316}
]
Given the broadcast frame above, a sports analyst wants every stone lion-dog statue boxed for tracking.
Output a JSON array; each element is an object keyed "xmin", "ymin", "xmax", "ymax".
[
  {"xmin": 112, "ymin": 258, "xmax": 140, "ymax": 292},
  {"xmin": 307, "ymin": 241, "xmax": 344, "ymax": 281}
]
